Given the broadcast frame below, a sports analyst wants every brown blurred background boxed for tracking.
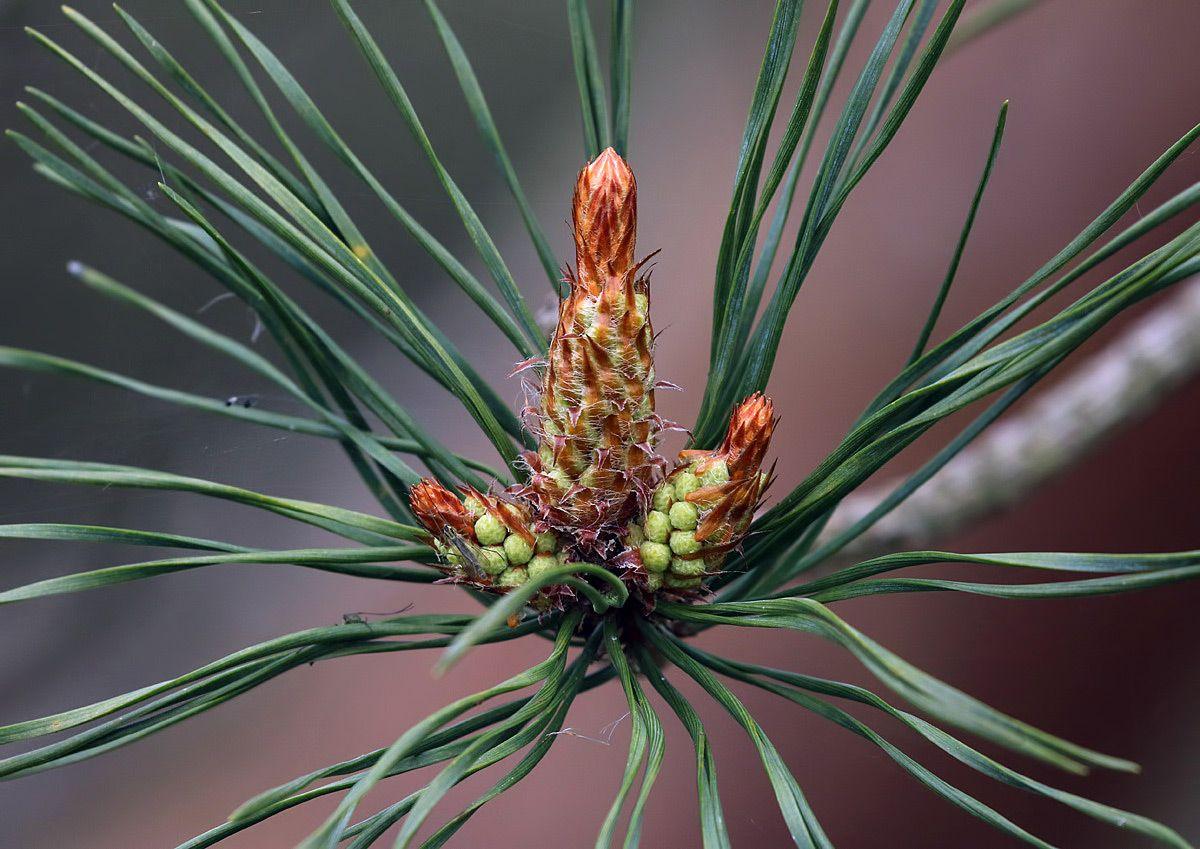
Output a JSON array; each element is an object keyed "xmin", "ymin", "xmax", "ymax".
[{"xmin": 1, "ymin": 0, "xmax": 1198, "ymax": 846}]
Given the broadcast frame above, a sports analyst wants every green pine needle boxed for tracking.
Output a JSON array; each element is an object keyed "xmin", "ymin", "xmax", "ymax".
[{"xmin": 3, "ymin": 1, "xmax": 1197, "ymax": 847}]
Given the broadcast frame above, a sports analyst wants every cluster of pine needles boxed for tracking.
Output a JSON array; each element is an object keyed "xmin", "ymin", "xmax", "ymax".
[{"xmin": 1, "ymin": 0, "xmax": 1198, "ymax": 847}]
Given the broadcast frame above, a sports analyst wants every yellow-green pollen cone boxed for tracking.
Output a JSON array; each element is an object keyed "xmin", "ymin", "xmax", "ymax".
[
  {"xmin": 410, "ymin": 480, "xmax": 564, "ymax": 595},
  {"xmin": 626, "ymin": 393, "xmax": 776, "ymax": 594}
]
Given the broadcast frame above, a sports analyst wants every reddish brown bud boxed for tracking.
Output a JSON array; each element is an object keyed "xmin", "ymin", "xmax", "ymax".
[
  {"xmin": 573, "ymin": 147, "xmax": 637, "ymax": 291},
  {"xmin": 409, "ymin": 479, "xmax": 475, "ymax": 541},
  {"xmin": 681, "ymin": 393, "xmax": 776, "ymax": 482}
]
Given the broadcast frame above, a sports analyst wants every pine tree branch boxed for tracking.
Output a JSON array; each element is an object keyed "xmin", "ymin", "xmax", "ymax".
[{"xmin": 821, "ymin": 276, "xmax": 1200, "ymax": 560}]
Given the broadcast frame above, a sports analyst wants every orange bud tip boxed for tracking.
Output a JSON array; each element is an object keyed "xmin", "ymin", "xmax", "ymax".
[
  {"xmin": 573, "ymin": 147, "xmax": 637, "ymax": 290},
  {"xmin": 409, "ymin": 478, "xmax": 474, "ymax": 540},
  {"xmin": 710, "ymin": 393, "xmax": 777, "ymax": 480}
]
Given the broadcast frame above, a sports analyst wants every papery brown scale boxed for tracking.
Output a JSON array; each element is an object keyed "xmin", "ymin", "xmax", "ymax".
[{"xmin": 693, "ymin": 478, "xmax": 759, "ymax": 543}]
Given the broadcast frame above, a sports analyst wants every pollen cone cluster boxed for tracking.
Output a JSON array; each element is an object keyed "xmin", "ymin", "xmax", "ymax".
[
  {"xmin": 521, "ymin": 147, "xmax": 662, "ymax": 540},
  {"xmin": 629, "ymin": 394, "xmax": 776, "ymax": 593},
  {"xmin": 410, "ymin": 479, "xmax": 563, "ymax": 592}
]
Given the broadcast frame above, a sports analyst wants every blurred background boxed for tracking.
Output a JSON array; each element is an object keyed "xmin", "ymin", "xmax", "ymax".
[{"xmin": 1, "ymin": 0, "xmax": 1198, "ymax": 846}]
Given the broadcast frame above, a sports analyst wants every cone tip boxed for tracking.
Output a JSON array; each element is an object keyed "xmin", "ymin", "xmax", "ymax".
[{"xmin": 583, "ymin": 146, "xmax": 633, "ymax": 188}]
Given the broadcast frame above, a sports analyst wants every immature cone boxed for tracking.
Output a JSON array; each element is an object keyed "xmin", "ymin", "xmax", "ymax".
[
  {"xmin": 410, "ymin": 479, "xmax": 560, "ymax": 592},
  {"xmin": 631, "ymin": 394, "xmax": 776, "ymax": 592},
  {"xmin": 523, "ymin": 148, "xmax": 661, "ymax": 538}
]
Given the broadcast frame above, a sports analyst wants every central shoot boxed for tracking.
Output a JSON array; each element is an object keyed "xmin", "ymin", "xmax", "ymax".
[{"xmin": 410, "ymin": 149, "xmax": 776, "ymax": 607}]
